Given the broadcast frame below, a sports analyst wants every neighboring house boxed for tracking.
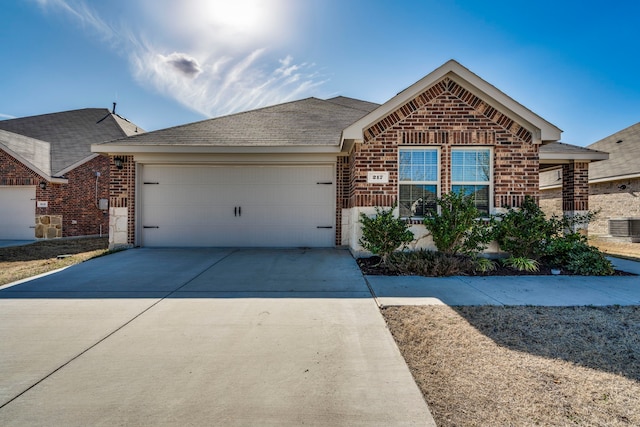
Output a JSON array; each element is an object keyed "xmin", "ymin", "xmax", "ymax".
[
  {"xmin": 0, "ymin": 107, "xmax": 143, "ymax": 240},
  {"xmin": 541, "ymin": 122, "xmax": 639, "ymax": 239},
  {"xmin": 92, "ymin": 60, "xmax": 606, "ymax": 253}
]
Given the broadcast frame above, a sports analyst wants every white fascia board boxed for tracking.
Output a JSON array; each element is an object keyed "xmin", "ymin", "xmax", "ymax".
[
  {"xmin": 540, "ymin": 184, "xmax": 562, "ymax": 190},
  {"xmin": 92, "ymin": 143, "xmax": 342, "ymax": 155},
  {"xmin": 133, "ymin": 152, "xmax": 338, "ymax": 165},
  {"xmin": 55, "ymin": 153, "xmax": 101, "ymax": 177},
  {"xmin": 539, "ymin": 151, "xmax": 609, "ymax": 162},
  {"xmin": 342, "ymin": 60, "xmax": 562, "ymax": 144},
  {"xmin": 589, "ymin": 173, "xmax": 640, "ymax": 184},
  {"xmin": 0, "ymin": 142, "xmax": 53, "ymax": 182}
]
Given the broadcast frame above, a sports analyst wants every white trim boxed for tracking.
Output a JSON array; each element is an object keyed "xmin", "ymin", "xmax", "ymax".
[
  {"xmin": 132, "ymin": 152, "xmax": 338, "ymax": 165},
  {"xmin": 541, "ymin": 172, "xmax": 640, "ymax": 189},
  {"xmin": 342, "ymin": 60, "xmax": 562, "ymax": 144},
  {"xmin": 398, "ymin": 146, "xmax": 441, "ymax": 219},
  {"xmin": 539, "ymin": 152, "xmax": 608, "ymax": 162},
  {"xmin": 540, "ymin": 184, "xmax": 562, "ymax": 190},
  {"xmin": 92, "ymin": 143, "xmax": 342, "ymax": 155},
  {"xmin": 56, "ymin": 153, "xmax": 101, "ymax": 176},
  {"xmin": 450, "ymin": 146, "xmax": 494, "ymax": 213},
  {"xmin": 589, "ymin": 173, "xmax": 640, "ymax": 184},
  {"xmin": 0, "ymin": 142, "xmax": 52, "ymax": 181}
]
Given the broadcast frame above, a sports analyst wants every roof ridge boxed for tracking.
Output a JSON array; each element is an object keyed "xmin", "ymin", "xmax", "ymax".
[
  {"xmin": 100, "ymin": 97, "xmax": 322, "ymax": 144},
  {"xmin": 587, "ymin": 121, "xmax": 640, "ymax": 148},
  {"xmin": 0, "ymin": 107, "xmax": 111, "ymax": 122}
]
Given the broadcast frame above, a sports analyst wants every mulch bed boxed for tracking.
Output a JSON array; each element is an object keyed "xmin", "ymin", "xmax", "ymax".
[{"xmin": 357, "ymin": 256, "xmax": 635, "ymax": 276}]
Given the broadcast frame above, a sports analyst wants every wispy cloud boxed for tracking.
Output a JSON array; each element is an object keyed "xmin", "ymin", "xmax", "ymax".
[
  {"xmin": 31, "ymin": 0, "xmax": 324, "ymax": 117},
  {"xmin": 0, "ymin": 113, "xmax": 17, "ymax": 120}
]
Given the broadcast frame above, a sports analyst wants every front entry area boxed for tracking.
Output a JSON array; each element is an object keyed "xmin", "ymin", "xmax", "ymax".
[{"xmin": 139, "ymin": 164, "xmax": 336, "ymax": 247}]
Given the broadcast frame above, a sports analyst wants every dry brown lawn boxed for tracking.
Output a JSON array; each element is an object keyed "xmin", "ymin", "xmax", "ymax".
[
  {"xmin": 590, "ymin": 238, "xmax": 640, "ymax": 262},
  {"xmin": 384, "ymin": 305, "xmax": 640, "ymax": 427},
  {"xmin": 0, "ymin": 237, "xmax": 109, "ymax": 286}
]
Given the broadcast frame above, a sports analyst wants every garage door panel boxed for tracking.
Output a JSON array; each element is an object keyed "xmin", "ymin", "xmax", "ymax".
[
  {"xmin": 141, "ymin": 165, "xmax": 335, "ymax": 247},
  {"xmin": 0, "ymin": 187, "xmax": 35, "ymax": 240}
]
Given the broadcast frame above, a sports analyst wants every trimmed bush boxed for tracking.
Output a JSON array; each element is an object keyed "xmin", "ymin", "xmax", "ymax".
[
  {"xmin": 359, "ymin": 206, "xmax": 414, "ymax": 264},
  {"xmin": 423, "ymin": 192, "xmax": 495, "ymax": 256},
  {"xmin": 494, "ymin": 196, "xmax": 555, "ymax": 259}
]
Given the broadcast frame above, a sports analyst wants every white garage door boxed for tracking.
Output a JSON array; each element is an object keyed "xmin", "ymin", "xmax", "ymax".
[
  {"xmin": 0, "ymin": 186, "xmax": 35, "ymax": 240},
  {"xmin": 140, "ymin": 165, "xmax": 336, "ymax": 247}
]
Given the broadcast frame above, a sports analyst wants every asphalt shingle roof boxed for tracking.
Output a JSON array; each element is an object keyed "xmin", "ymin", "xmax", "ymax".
[
  {"xmin": 0, "ymin": 108, "xmax": 143, "ymax": 175},
  {"xmin": 97, "ymin": 97, "xmax": 380, "ymax": 147},
  {"xmin": 587, "ymin": 122, "xmax": 640, "ymax": 181},
  {"xmin": 539, "ymin": 141, "xmax": 608, "ymax": 157}
]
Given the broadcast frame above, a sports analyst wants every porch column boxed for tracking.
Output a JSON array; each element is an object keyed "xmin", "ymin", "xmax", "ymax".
[{"xmin": 562, "ymin": 161, "xmax": 590, "ymax": 233}]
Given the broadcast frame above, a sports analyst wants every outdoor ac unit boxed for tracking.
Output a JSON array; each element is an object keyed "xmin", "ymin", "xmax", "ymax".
[{"xmin": 609, "ymin": 218, "xmax": 640, "ymax": 238}]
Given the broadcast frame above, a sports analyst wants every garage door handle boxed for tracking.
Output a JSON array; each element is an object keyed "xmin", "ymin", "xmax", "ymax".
[
  {"xmin": 317, "ymin": 182, "xmax": 333, "ymax": 185},
  {"xmin": 317, "ymin": 226, "xmax": 333, "ymax": 229},
  {"xmin": 143, "ymin": 226, "xmax": 159, "ymax": 229},
  {"xmin": 239, "ymin": 206, "xmax": 242, "ymax": 216}
]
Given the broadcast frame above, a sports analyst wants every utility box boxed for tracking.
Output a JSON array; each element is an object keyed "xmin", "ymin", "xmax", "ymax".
[
  {"xmin": 609, "ymin": 218, "xmax": 640, "ymax": 242},
  {"xmin": 99, "ymin": 199, "xmax": 109, "ymax": 210}
]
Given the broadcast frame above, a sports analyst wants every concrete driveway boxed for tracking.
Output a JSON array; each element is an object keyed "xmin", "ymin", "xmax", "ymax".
[{"xmin": 0, "ymin": 248, "xmax": 435, "ymax": 426}]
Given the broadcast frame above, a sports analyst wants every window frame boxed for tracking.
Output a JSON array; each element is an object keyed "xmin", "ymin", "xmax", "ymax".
[
  {"xmin": 450, "ymin": 146, "xmax": 493, "ymax": 215},
  {"xmin": 397, "ymin": 146, "xmax": 441, "ymax": 219}
]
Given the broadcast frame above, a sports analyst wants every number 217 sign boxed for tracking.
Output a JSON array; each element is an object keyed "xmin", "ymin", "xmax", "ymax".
[{"xmin": 367, "ymin": 171, "xmax": 389, "ymax": 184}]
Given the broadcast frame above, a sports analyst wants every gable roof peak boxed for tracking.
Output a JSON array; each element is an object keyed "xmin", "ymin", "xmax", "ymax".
[{"xmin": 342, "ymin": 59, "xmax": 562, "ymax": 144}]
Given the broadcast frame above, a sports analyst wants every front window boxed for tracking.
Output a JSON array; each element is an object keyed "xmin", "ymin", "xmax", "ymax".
[
  {"xmin": 399, "ymin": 148, "xmax": 439, "ymax": 218},
  {"xmin": 451, "ymin": 148, "xmax": 491, "ymax": 214}
]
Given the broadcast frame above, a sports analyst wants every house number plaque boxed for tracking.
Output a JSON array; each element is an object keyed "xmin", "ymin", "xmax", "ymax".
[{"xmin": 367, "ymin": 171, "xmax": 389, "ymax": 184}]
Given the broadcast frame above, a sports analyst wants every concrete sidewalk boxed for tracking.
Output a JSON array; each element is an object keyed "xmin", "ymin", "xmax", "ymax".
[
  {"xmin": 0, "ymin": 248, "xmax": 435, "ymax": 426},
  {"xmin": 0, "ymin": 240, "xmax": 34, "ymax": 248},
  {"xmin": 366, "ymin": 256, "xmax": 640, "ymax": 307}
]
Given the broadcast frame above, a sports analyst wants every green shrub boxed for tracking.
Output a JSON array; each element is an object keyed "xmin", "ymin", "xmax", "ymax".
[
  {"xmin": 359, "ymin": 205, "xmax": 414, "ymax": 264},
  {"xmin": 494, "ymin": 196, "xmax": 555, "ymax": 259},
  {"xmin": 386, "ymin": 250, "xmax": 473, "ymax": 277},
  {"xmin": 502, "ymin": 256, "xmax": 540, "ymax": 272},
  {"xmin": 566, "ymin": 247, "xmax": 614, "ymax": 276},
  {"xmin": 423, "ymin": 192, "xmax": 494, "ymax": 256},
  {"xmin": 542, "ymin": 233, "xmax": 588, "ymax": 268}
]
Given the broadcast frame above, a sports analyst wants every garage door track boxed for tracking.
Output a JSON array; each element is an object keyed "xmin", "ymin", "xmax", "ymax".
[{"xmin": 0, "ymin": 248, "xmax": 434, "ymax": 426}]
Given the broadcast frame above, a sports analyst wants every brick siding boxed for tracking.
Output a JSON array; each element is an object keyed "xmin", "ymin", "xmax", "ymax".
[
  {"xmin": 109, "ymin": 155, "xmax": 136, "ymax": 245},
  {"xmin": 344, "ymin": 77, "xmax": 537, "ymax": 214},
  {"xmin": 335, "ymin": 156, "xmax": 350, "ymax": 245},
  {"xmin": 562, "ymin": 162, "xmax": 589, "ymax": 211},
  {"xmin": 0, "ymin": 148, "xmax": 41, "ymax": 185},
  {"xmin": 1, "ymin": 149, "xmax": 109, "ymax": 237}
]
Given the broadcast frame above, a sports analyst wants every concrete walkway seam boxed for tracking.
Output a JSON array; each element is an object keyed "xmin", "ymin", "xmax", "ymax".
[
  {"xmin": 0, "ymin": 249, "xmax": 239, "ymax": 410},
  {"xmin": 456, "ymin": 276, "xmax": 508, "ymax": 306}
]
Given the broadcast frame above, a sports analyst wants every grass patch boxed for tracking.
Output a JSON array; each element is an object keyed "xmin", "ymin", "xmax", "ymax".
[
  {"xmin": 0, "ymin": 237, "xmax": 110, "ymax": 286},
  {"xmin": 590, "ymin": 237, "xmax": 640, "ymax": 262},
  {"xmin": 383, "ymin": 305, "xmax": 640, "ymax": 426}
]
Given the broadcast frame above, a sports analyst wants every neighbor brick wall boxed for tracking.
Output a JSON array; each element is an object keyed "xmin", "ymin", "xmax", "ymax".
[
  {"xmin": 33, "ymin": 156, "xmax": 110, "ymax": 237},
  {"xmin": 539, "ymin": 187, "xmax": 563, "ymax": 218},
  {"xmin": 542, "ymin": 178, "xmax": 640, "ymax": 236},
  {"xmin": 0, "ymin": 148, "xmax": 41, "ymax": 185},
  {"xmin": 1, "ymin": 149, "xmax": 110, "ymax": 238},
  {"xmin": 57, "ymin": 156, "xmax": 110, "ymax": 237},
  {"xmin": 589, "ymin": 178, "xmax": 640, "ymax": 235},
  {"xmin": 346, "ymin": 77, "xmax": 537, "ymax": 214},
  {"xmin": 109, "ymin": 155, "xmax": 136, "ymax": 245}
]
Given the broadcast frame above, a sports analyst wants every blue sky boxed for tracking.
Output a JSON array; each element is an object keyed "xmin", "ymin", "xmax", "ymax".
[{"xmin": 1, "ymin": 0, "xmax": 638, "ymax": 146}]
